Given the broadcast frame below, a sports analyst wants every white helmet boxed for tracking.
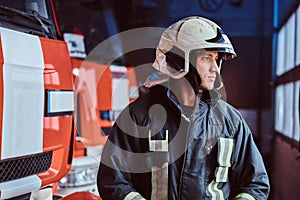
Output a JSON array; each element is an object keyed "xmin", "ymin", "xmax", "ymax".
[{"xmin": 152, "ymin": 16, "xmax": 236, "ymax": 79}]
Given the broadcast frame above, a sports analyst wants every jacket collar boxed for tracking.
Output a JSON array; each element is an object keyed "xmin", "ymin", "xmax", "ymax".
[
  {"xmin": 200, "ymin": 89, "xmax": 221, "ymax": 107},
  {"xmin": 166, "ymin": 86, "xmax": 221, "ymax": 112}
]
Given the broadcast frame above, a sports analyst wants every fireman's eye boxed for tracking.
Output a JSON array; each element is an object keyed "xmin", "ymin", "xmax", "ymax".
[{"xmin": 201, "ymin": 56, "xmax": 213, "ymax": 62}]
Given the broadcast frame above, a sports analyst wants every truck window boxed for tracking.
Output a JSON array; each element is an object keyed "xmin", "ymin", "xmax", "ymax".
[{"xmin": 0, "ymin": 0, "xmax": 58, "ymax": 39}]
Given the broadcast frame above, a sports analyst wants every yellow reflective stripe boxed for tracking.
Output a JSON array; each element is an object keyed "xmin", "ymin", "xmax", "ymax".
[
  {"xmin": 234, "ymin": 193, "xmax": 255, "ymax": 200},
  {"xmin": 151, "ymin": 162, "xmax": 168, "ymax": 200},
  {"xmin": 151, "ymin": 168, "xmax": 158, "ymax": 200},
  {"xmin": 208, "ymin": 180, "xmax": 224, "ymax": 200},
  {"xmin": 215, "ymin": 166, "xmax": 229, "ymax": 182},
  {"xmin": 208, "ymin": 181, "xmax": 217, "ymax": 200},
  {"xmin": 218, "ymin": 138, "xmax": 234, "ymax": 167},
  {"xmin": 162, "ymin": 162, "xmax": 168, "ymax": 199},
  {"xmin": 124, "ymin": 192, "xmax": 146, "ymax": 200},
  {"xmin": 149, "ymin": 130, "xmax": 168, "ymax": 152}
]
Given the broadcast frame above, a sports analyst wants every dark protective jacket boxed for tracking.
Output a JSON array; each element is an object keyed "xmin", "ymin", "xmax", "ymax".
[{"xmin": 97, "ymin": 84, "xmax": 270, "ymax": 200}]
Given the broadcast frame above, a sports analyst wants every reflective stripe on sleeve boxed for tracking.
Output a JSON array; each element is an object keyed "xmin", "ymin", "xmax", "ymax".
[
  {"xmin": 234, "ymin": 193, "xmax": 255, "ymax": 200},
  {"xmin": 215, "ymin": 166, "xmax": 229, "ymax": 182},
  {"xmin": 124, "ymin": 192, "xmax": 146, "ymax": 200},
  {"xmin": 208, "ymin": 180, "xmax": 224, "ymax": 200},
  {"xmin": 218, "ymin": 137, "xmax": 234, "ymax": 167},
  {"xmin": 208, "ymin": 137, "xmax": 234, "ymax": 199},
  {"xmin": 215, "ymin": 137, "xmax": 234, "ymax": 182}
]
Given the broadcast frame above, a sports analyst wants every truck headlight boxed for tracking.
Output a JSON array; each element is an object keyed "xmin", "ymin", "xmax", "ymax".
[{"xmin": 58, "ymin": 156, "xmax": 98, "ymax": 187}]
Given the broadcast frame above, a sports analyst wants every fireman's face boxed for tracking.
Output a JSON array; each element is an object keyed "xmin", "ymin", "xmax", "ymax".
[{"xmin": 195, "ymin": 50, "xmax": 220, "ymax": 90}]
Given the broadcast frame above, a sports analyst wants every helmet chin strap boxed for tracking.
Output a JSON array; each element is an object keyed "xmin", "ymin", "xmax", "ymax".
[
  {"xmin": 184, "ymin": 64, "xmax": 201, "ymax": 95},
  {"xmin": 214, "ymin": 59, "xmax": 223, "ymax": 90},
  {"xmin": 214, "ymin": 74, "xmax": 224, "ymax": 90}
]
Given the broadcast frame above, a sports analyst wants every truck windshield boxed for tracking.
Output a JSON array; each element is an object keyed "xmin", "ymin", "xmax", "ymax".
[{"xmin": 0, "ymin": 0, "xmax": 57, "ymax": 39}]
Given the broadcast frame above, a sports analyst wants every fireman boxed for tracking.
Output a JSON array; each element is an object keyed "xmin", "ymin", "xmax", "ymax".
[{"xmin": 97, "ymin": 16, "xmax": 270, "ymax": 200}]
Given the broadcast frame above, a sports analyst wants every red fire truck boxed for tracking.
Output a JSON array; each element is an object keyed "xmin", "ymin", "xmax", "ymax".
[{"xmin": 0, "ymin": 0, "xmax": 138, "ymax": 199}]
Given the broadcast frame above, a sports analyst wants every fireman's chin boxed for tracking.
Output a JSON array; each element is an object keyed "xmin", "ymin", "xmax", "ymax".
[{"xmin": 199, "ymin": 81, "xmax": 215, "ymax": 91}]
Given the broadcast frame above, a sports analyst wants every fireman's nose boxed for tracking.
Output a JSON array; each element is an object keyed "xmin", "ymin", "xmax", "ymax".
[{"xmin": 211, "ymin": 60, "xmax": 219, "ymax": 72}]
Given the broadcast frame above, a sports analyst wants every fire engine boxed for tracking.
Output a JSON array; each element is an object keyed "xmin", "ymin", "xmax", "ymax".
[
  {"xmin": 58, "ymin": 33, "xmax": 138, "ymax": 196},
  {"xmin": 0, "ymin": 0, "xmax": 138, "ymax": 199}
]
